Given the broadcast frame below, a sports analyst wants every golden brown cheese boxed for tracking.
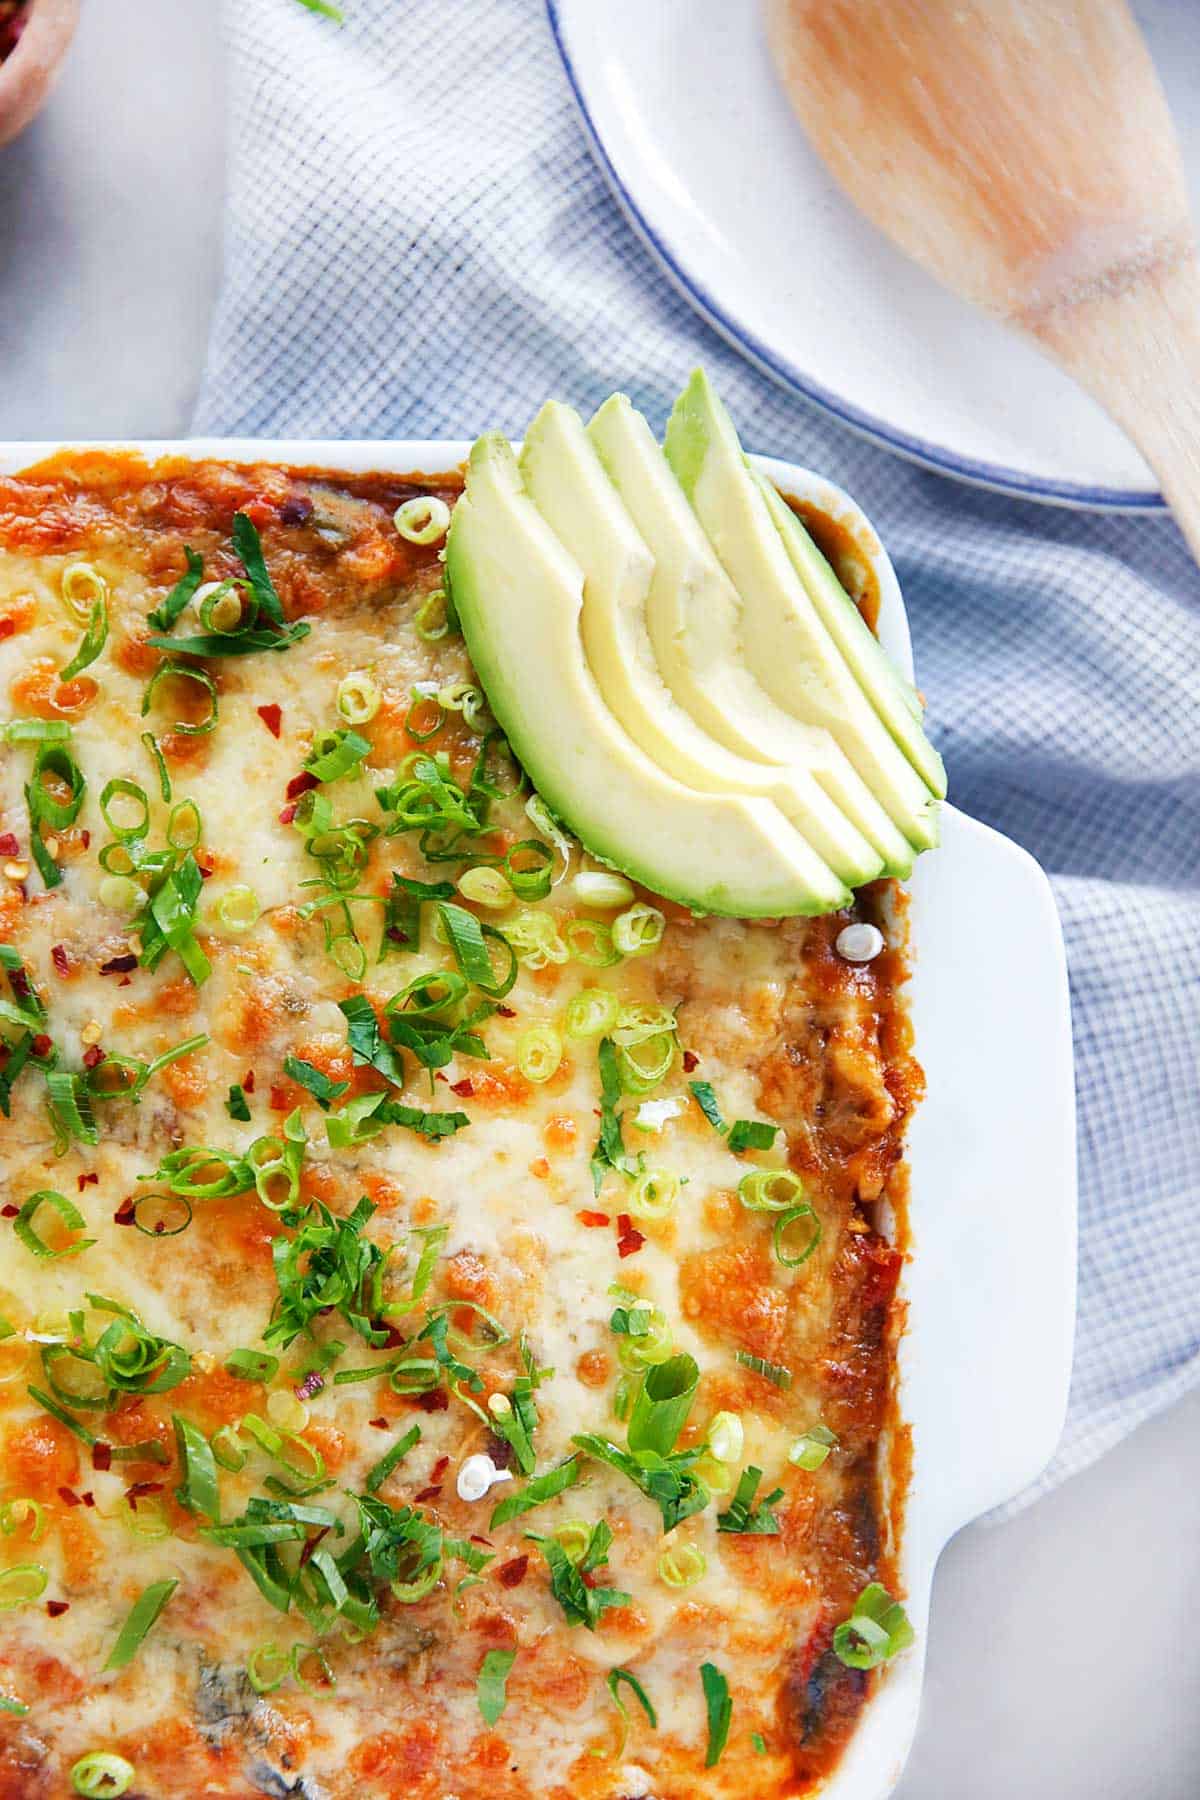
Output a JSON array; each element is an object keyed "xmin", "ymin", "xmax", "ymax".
[{"xmin": 0, "ymin": 454, "xmax": 918, "ymax": 1800}]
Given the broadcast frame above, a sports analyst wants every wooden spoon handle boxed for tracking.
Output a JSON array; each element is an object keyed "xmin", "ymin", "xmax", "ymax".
[{"xmin": 1029, "ymin": 242, "xmax": 1200, "ymax": 557}]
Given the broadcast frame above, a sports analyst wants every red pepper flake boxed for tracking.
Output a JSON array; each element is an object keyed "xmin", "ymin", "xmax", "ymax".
[
  {"xmin": 682, "ymin": 1049, "xmax": 700, "ymax": 1073},
  {"xmin": 77, "ymin": 1172, "xmax": 98, "ymax": 1192},
  {"xmin": 298, "ymin": 1525, "xmax": 330, "ymax": 1570},
  {"xmin": 497, "ymin": 1554, "xmax": 529, "ymax": 1589},
  {"xmin": 45, "ymin": 1600, "xmax": 69, "ymax": 1618},
  {"xmin": 368, "ymin": 1416, "xmax": 389, "ymax": 1431},
  {"xmin": 100, "ymin": 953, "xmax": 137, "ymax": 975},
  {"xmin": 125, "ymin": 1481, "xmax": 163, "ymax": 1503},
  {"xmin": 269, "ymin": 1085, "xmax": 290, "ymax": 1111},
  {"xmin": 618, "ymin": 1228, "xmax": 646, "ymax": 1259},
  {"xmin": 257, "ymin": 703, "xmax": 283, "ymax": 738},
  {"xmin": 430, "ymin": 1455, "xmax": 450, "ymax": 1483},
  {"xmin": 0, "ymin": 832, "xmax": 18, "ymax": 857},
  {"xmin": 81, "ymin": 1490, "xmax": 95, "ymax": 1508},
  {"xmin": 196, "ymin": 855, "xmax": 215, "ymax": 881},
  {"xmin": 243, "ymin": 1069, "xmax": 256, "ymax": 1093},
  {"xmin": 31, "ymin": 1033, "xmax": 52, "ymax": 1058},
  {"xmin": 617, "ymin": 1213, "xmax": 632, "ymax": 1235},
  {"xmin": 1, "ymin": 1204, "xmax": 17, "ymax": 1218},
  {"xmin": 415, "ymin": 1388, "xmax": 449, "ymax": 1413},
  {"xmin": 285, "ymin": 770, "xmax": 319, "ymax": 802},
  {"xmin": 80, "ymin": 831, "xmax": 91, "ymax": 850},
  {"xmin": 57, "ymin": 1487, "xmax": 81, "ymax": 1508},
  {"xmin": 376, "ymin": 1323, "xmax": 407, "ymax": 1351},
  {"xmin": 0, "ymin": 620, "xmax": 13, "ymax": 643},
  {"xmin": 414, "ymin": 1485, "xmax": 443, "ymax": 1504},
  {"xmin": 82, "ymin": 1045, "xmax": 105, "ymax": 1070},
  {"xmin": 578, "ymin": 1210, "xmax": 610, "ymax": 1228},
  {"xmin": 278, "ymin": 803, "xmax": 298, "ymax": 825},
  {"xmin": 50, "ymin": 943, "xmax": 69, "ymax": 978},
  {"xmin": 92, "ymin": 1442, "xmax": 113, "ymax": 1472},
  {"xmin": 496, "ymin": 1004, "xmax": 517, "ymax": 1019},
  {"xmin": 450, "ymin": 1078, "xmax": 475, "ymax": 1098},
  {"xmin": 113, "ymin": 1198, "xmax": 136, "ymax": 1227}
]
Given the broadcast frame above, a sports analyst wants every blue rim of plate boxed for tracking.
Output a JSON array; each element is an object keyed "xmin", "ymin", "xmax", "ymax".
[{"xmin": 545, "ymin": 0, "xmax": 1166, "ymax": 513}]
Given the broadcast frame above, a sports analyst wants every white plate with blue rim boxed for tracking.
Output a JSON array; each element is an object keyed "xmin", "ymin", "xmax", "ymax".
[{"xmin": 546, "ymin": 0, "xmax": 1200, "ymax": 508}]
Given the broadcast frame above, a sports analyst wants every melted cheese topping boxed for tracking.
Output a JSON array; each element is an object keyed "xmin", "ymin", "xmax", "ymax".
[{"xmin": 0, "ymin": 457, "xmax": 919, "ymax": 1800}]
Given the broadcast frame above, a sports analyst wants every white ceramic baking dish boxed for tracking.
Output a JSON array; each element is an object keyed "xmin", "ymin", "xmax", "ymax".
[{"xmin": 0, "ymin": 439, "xmax": 1077, "ymax": 1799}]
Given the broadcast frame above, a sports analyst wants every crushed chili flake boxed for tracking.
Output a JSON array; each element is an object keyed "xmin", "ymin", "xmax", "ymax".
[
  {"xmin": 682, "ymin": 1049, "xmax": 700, "ymax": 1072},
  {"xmin": 368, "ymin": 1416, "xmax": 389, "ymax": 1431},
  {"xmin": 496, "ymin": 1004, "xmax": 517, "ymax": 1019},
  {"xmin": 278, "ymin": 803, "xmax": 298, "ymax": 825},
  {"xmin": 0, "ymin": 832, "xmax": 19, "ymax": 857},
  {"xmin": 113, "ymin": 1198, "xmax": 136, "ymax": 1227},
  {"xmin": 618, "ymin": 1233, "xmax": 646, "ymax": 1258},
  {"xmin": 82, "ymin": 1045, "xmax": 105, "ymax": 1069},
  {"xmin": 99, "ymin": 953, "xmax": 137, "ymax": 975},
  {"xmin": 243, "ymin": 1069, "xmax": 256, "ymax": 1093},
  {"xmin": 0, "ymin": 621, "xmax": 12, "ymax": 643},
  {"xmin": 578, "ymin": 1210, "xmax": 610, "ymax": 1228},
  {"xmin": 57, "ymin": 1487, "xmax": 81, "ymax": 1508},
  {"xmin": 77, "ymin": 1172, "xmax": 99, "ymax": 1192},
  {"xmin": 257, "ymin": 703, "xmax": 283, "ymax": 738},
  {"xmin": 285, "ymin": 770, "xmax": 319, "ymax": 801},
  {"xmin": 1, "ymin": 1204, "xmax": 17, "ymax": 1218},
  {"xmin": 91, "ymin": 1442, "xmax": 113, "ymax": 1472},
  {"xmin": 125, "ymin": 1481, "xmax": 163, "ymax": 1502},
  {"xmin": 414, "ymin": 1485, "xmax": 443, "ymax": 1504},
  {"xmin": 269, "ymin": 1085, "xmax": 290, "ymax": 1111},
  {"xmin": 45, "ymin": 1600, "xmax": 69, "ymax": 1618},
  {"xmin": 497, "ymin": 1555, "xmax": 529, "ymax": 1589},
  {"xmin": 450, "ymin": 1078, "xmax": 475, "ymax": 1098},
  {"xmin": 617, "ymin": 1214, "xmax": 632, "ymax": 1235},
  {"xmin": 50, "ymin": 943, "xmax": 69, "ymax": 977},
  {"xmin": 415, "ymin": 1388, "xmax": 449, "ymax": 1413},
  {"xmin": 31, "ymin": 1033, "xmax": 52, "ymax": 1058},
  {"xmin": 430, "ymin": 1455, "xmax": 450, "ymax": 1483},
  {"xmin": 81, "ymin": 1491, "xmax": 95, "ymax": 1508}
]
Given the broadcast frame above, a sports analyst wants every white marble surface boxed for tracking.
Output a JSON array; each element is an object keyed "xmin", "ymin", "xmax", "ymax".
[{"xmin": 2, "ymin": 4, "xmax": 1199, "ymax": 1796}]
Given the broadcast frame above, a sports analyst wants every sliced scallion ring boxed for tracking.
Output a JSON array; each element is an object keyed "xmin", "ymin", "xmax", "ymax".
[
  {"xmin": 0, "ymin": 1563, "xmax": 48, "ymax": 1609},
  {"xmin": 247, "ymin": 1642, "xmax": 292, "ymax": 1695},
  {"xmin": 336, "ymin": 669, "xmax": 380, "ymax": 725},
  {"xmin": 789, "ymin": 1424, "xmax": 838, "ymax": 1471},
  {"xmin": 657, "ymin": 1543, "xmax": 707, "ymax": 1588},
  {"xmin": 738, "ymin": 1168, "xmax": 808, "ymax": 1214},
  {"xmin": 70, "ymin": 1752, "xmax": 136, "ymax": 1798},
  {"xmin": 612, "ymin": 902, "xmax": 666, "ymax": 958},
  {"xmin": 563, "ymin": 986, "xmax": 620, "ymax": 1039},
  {"xmin": 706, "ymin": 1411, "xmax": 744, "ymax": 1465},
  {"xmin": 395, "ymin": 494, "xmax": 451, "ymax": 545},
  {"xmin": 773, "ymin": 1204, "xmax": 821, "ymax": 1269},
  {"xmin": 503, "ymin": 908, "xmax": 568, "ymax": 968},
  {"xmin": 413, "ymin": 587, "xmax": 451, "ymax": 640},
  {"xmin": 13, "ymin": 1190, "xmax": 94, "ymax": 1259},
  {"xmin": 98, "ymin": 873, "xmax": 142, "ymax": 914},
  {"xmin": 141, "ymin": 659, "xmax": 218, "ymax": 736},
  {"xmin": 516, "ymin": 1023, "xmax": 563, "ymax": 1085},
  {"xmin": 563, "ymin": 917, "xmax": 620, "ymax": 967},
  {"xmin": 0, "ymin": 1498, "xmax": 46, "ymax": 1543},
  {"xmin": 571, "ymin": 869, "xmax": 635, "ymax": 909},
  {"xmin": 211, "ymin": 884, "xmax": 260, "ymax": 935},
  {"xmin": 626, "ymin": 1168, "xmax": 679, "ymax": 1222},
  {"xmin": 457, "ymin": 865, "xmax": 514, "ymax": 909},
  {"xmin": 166, "ymin": 798, "xmax": 202, "ymax": 850},
  {"xmin": 60, "ymin": 561, "xmax": 106, "ymax": 626},
  {"xmin": 504, "ymin": 839, "xmax": 554, "ymax": 902}
]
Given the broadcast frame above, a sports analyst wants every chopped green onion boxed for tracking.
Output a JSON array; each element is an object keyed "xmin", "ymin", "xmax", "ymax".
[
  {"xmin": 457, "ymin": 865, "xmax": 514, "ymax": 909},
  {"xmin": 626, "ymin": 1168, "xmax": 679, "ymax": 1221},
  {"xmin": 102, "ymin": 1577, "xmax": 178, "ymax": 1670},
  {"xmin": 60, "ymin": 561, "xmax": 106, "ymax": 625},
  {"xmin": 524, "ymin": 794, "xmax": 574, "ymax": 881},
  {"xmin": 305, "ymin": 727, "xmax": 370, "ymax": 783},
  {"xmin": 612, "ymin": 1303, "xmax": 674, "ymax": 1371},
  {"xmin": 728, "ymin": 1119, "xmax": 779, "ymax": 1154},
  {"xmin": 147, "ymin": 548, "xmax": 205, "ymax": 634},
  {"xmin": 0, "ymin": 1498, "xmax": 46, "ymax": 1542},
  {"xmin": 701, "ymin": 1662, "xmax": 732, "ymax": 1768},
  {"xmin": 45, "ymin": 1072, "xmax": 100, "ymax": 1149},
  {"xmin": 166, "ymin": 798, "xmax": 202, "ymax": 850},
  {"xmin": 210, "ymin": 1424, "xmax": 247, "ymax": 1472},
  {"xmin": 224, "ymin": 1349, "xmax": 279, "ymax": 1383},
  {"xmin": 13, "ymin": 1189, "xmax": 95, "ymax": 1259},
  {"xmin": 0, "ymin": 1563, "xmax": 48, "ymax": 1609},
  {"xmin": 336, "ymin": 669, "xmax": 380, "ymax": 725},
  {"xmin": 211, "ymin": 884, "xmax": 260, "ymax": 934},
  {"xmin": 226, "ymin": 1084, "xmax": 251, "ymax": 1123},
  {"xmin": 70, "ymin": 1752, "xmax": 136, "ymax": 1797},
  {"xmin": 737, "ymin": 1168, "xmax": 808, "ymax": 1213},
  {"xmin": 413, "ymin": 587, "xmax": 451, "ymax": 640},
  {"xmin": 438, "ymin": 900, "xmax": 517, "ymax": 997},
  {"xmin": 832, "ymin": 1583, "xmax": 915, "ymax": 1669},
  {"xmin": 563, "ymin": 917, "xmax": 620, "ymax": 966},
  {"xmin": 773, "ymin": 1204, "xmax": 821, "ymax": 1268},
  {"xmin": 141, "ymin": 659, "xmax": 218, "ymax": 736},
  {"xmin": 197, "ymin": 580, "xmax": 250, "ymax": 635},
  {"xmin": 365, "ymin": 1423, "xmax": 421, "ymax": 1494},
  {"xmin": 173, "ymin": 1413, "xmax": 220, "ymax": 1520},
  {"xmin": 570, "ymin": 869, "xmax": 635, "ymax": 909},
  {"xmin": 140, "ymin": 731, "xmax": 172, "ymax": 803},
  {"xmin": 503, "ymin": 908, "xmax": 568, "ymax": 968},
  {"xmin": 735, "ymin": 1350, "xmax": 793, "ymax": 1390},
  {"xmin": 99, "ymin": 778, "xmax": 150, "ymax": 843},
  {"xmin": 0, "ymin": 717, "xmax": 72, "ymax": 743},
  {"xmin": 689, "ymin": 1079, "xmax": 725, "ymax": 1132},
  {"xmin": 504, "ymin": 840, "xmax": 554, "ymax": 901},
  {"xmin": 612, "ymin": 902, "xmax": 665, "ymax": 958},
  {"xmin": 25, "ymin": 741, "xmax": 85, "ymax": 888},
  {"xmin": 516, "ymin": 1023, "xmax": 563, "ymax": 1084},
  {"xmin": 437, "ymin": 679, "xmax": 487, "ymax": 729},
  {"xmin": 247, "ymin": 1642, "xmax": 292, "ymax": 1695},
  {"xmin": 627, "ymin": 1353, "xmax": 699, "ymax": 1458},
  {"xmin": 395, "ymin": 495, "xmax": 451, "ymax": 545},
  {"xmin": 706, "ymin": 1411, "xmax": 744, "ymax": 1465},
  {"xmin": 716, "ymin": 1465, "xmax": 784, "ymax": 1535},
  {"xmin": 488, "ymin": 1457, "xmax": 581, "ymax": 1531},
  {"xmin": 98, "ymin": 874, "xmax": 141, "ymax": 914},
  {"xmin": 564, "ymin": 986, "xmax": 620, "ymax": 1039},
  {"xmin": 615, "ymin": 1031, "xmax": 675, "ymax": 1095},
  {"xmin": 61, "ymin": 585, "xmax": 109, "ymax": 681},
  {"xmin": 476, "ymin": 1647, "xmax": 516, "ymax": 1726},
  {"xmin": 657, "ymin": 1543, "xmax": 707, "ymax": 1588},
  {"xmin": 0, "ymin": 1693, "xmax": 28, "ymax": 1717},
  {"xmin": 789, "ymin": 1425, "xmax": 838, "ymax": 1471},
  {"xmin": 607, "ymin": 1667, "xmax": 657, "ymax": 1746}
]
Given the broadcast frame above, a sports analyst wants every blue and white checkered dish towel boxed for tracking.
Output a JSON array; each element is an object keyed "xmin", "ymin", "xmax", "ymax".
[{"xmin": 195, "ymin": 0, "xmax": 1200, "ymax": 1510}]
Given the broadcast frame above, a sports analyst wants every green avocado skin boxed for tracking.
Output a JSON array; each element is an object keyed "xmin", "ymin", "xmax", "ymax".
[{"xmin": 443, "ymin": 438, "xmax": 851, "ymax": 919}]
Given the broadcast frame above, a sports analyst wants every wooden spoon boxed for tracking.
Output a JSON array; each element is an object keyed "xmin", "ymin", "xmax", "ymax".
[{"xmin": 766, "ymin": 0, "xmax": 1200, "ymax": 552}]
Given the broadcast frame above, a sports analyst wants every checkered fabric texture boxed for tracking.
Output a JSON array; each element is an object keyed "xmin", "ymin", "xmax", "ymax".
[{"xmin": 196, "ymin": 0, "xmax": 1200, "ymax": 1510}]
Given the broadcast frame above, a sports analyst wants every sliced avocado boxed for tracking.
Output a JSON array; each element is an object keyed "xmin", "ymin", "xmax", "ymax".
[
  {"xmin": 664, "ymin": 368, "xmax": 942, "ymax": 852},
  {"xmin": 587, "ymin": 392, "xmax": 919, "ymax": 880},
  {"xmin": 445, "ymin": 433, "xmax": 852, "ymax": 917},
  {"xmin": 519, "ymin": 401, "xmax": 884, "ymax": 890}
]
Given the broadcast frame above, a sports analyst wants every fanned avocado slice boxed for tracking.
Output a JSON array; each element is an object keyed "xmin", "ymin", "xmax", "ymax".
[
  {"xmin": 664, "ymin": 368, "xmax": 943, "ymax": 852},
  {"xmin": 587, "ymin": 391, "xmax": 919, "ymax": 880},
  {"xmin": 445, "ymin": 433, "xmax": 853, "ymax": 917},
  {"xmin": 519, "ymin": 400, "xmax": 885, "ymax": 890}
]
